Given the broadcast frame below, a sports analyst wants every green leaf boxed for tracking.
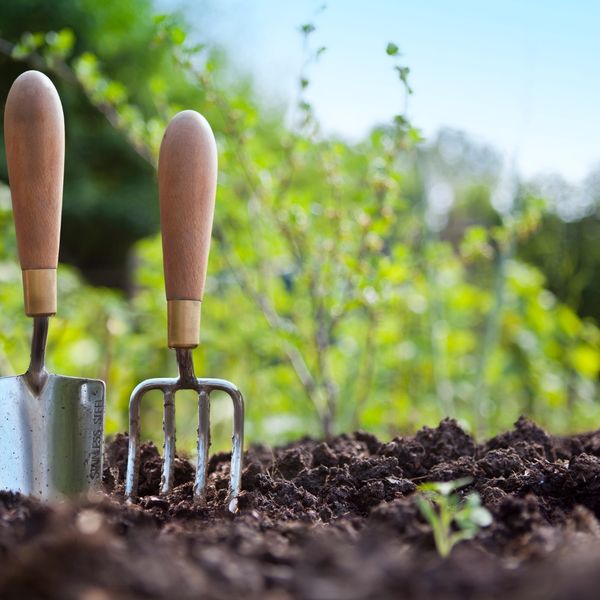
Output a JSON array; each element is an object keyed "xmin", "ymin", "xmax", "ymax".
[
  {"xmin": 43, "ymin": 28, "xmax": 75, "ymax": 61},
  {"xmin": 11, "ymin": 43, "xmax": 29, "ymax": 59},
  {"xmin": 394, "ymin": 114, "xmax": 409, "ymax": 127},
  {"xmin": 407, "ymin": 127, "xmax": 424, "ymax": 143},
  {"xmin": 568, "ymin": 345, "xmax": 600, "ymax": 378},
  {"xmin": 386, "ymin": 42, "xmax": 399, "ymax": 56},
  {"xmin": 28, "ymin": 32, "xmax": 45, "ymax": 48},
  {"xmin": 301, "ymin": 23, "xmax": 316, "ymax": 35},
  {"xmin": 104, "ymin": 81, "xmax": 127, "ymax": 104},
  {"xmin": 299, "ymin": 100, "xmax": 312, "ymax": 113},
  {"xmin": 415, "ymin": 495, "xmax": 437, "ymax": 526},
  {"xmin": 169, "ymin": 25, "xmax": 186, "ymax": 45},
  {"xmin": 52, "ymin": 28, "xmax": 75, "ymax": 52},
  {"xmin": 469, "ymin": 506, "xmax": 493, "ymax": 527},
  {"xmin": 420, "ymin": 477, "xmax": 472, "ymax": 496}
]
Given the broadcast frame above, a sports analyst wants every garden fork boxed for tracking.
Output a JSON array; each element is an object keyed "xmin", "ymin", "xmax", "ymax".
[{"xmin": 125, "ymin": 110, "xmax": 244, "ymax": 512}]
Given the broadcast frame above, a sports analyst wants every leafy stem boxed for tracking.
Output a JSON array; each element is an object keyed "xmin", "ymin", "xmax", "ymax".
[{"xmin": 416, "ymin": 478, "xmax": 492, "ymax": 558}]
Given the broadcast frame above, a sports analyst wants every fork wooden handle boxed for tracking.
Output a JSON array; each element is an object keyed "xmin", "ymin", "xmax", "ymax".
[
  {"xmin": 4, "ymin": 70, "xmax": 64, "ymax": 317},
  {"xmin": 158, "ymin": 110, "xmax": 218, "ymax": 348}
]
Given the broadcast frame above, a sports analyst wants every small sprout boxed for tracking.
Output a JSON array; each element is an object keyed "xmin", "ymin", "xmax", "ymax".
[{"xmin": 416, "ymin": 478, "xmax": 492, "ymax": 558}]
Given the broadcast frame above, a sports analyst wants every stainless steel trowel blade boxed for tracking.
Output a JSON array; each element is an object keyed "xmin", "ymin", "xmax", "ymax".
[{"xmin": 0, "ymin": 373, "xmax": 105, "ymax": 501}]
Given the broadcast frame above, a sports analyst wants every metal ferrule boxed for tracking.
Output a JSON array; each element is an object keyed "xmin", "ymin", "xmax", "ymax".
[
  {"xmin": 22, "ymin": 269, "xmax": 57, "ymax": 317},
  {"xmin": 167, "ymin": 300, "xmax": 200, "ymax": 348}
]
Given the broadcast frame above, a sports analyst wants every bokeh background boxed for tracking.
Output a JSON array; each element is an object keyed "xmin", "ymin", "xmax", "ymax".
[{"xmin": 0, "ymin": 0, "xmax": 598, "ymax": 451}]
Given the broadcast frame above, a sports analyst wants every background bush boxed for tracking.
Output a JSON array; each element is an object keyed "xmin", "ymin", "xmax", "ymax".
[{"xmin": 0, "ymin": 0, "xmax": 598, "ymax": 451}]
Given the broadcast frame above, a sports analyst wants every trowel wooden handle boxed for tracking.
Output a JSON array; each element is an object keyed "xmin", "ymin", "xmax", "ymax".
[
  {"xmin": 158, "ymin": 110, "xmax": 217, "ymax": 348},
  {"xmin": 4, "ymin": 70, "xmax": 64, "ymax": 317}
]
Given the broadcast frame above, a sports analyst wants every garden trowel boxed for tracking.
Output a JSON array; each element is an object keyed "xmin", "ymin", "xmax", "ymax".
[{"xmin": 0, "ymin": 70, "xmax": 105, "ymax": 501}]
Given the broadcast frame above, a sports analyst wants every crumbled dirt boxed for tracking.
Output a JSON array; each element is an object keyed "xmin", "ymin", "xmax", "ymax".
[{"xmin": 3, "ymin": 417, "xmax": 600, "ymax": 598}]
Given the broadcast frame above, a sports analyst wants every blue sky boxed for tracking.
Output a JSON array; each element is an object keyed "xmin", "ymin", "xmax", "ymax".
[{"xmin": 163, "ymin": 0, "xmax": 600, "ymax": 182}]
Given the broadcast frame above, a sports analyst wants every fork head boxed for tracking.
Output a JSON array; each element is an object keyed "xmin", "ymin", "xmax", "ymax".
[{"xmin": 125, "ymin": 348, "xmax": 244, "ymax": 513}]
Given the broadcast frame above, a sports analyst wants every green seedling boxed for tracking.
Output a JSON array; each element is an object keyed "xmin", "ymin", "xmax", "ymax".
[{"xmin": 415, "ymin": 477, "xmax": 492, "ymax": 558}]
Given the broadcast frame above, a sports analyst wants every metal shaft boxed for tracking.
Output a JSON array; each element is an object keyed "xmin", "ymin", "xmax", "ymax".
[
  {"xmin": 176, "ymin": 348, "xmax": 196, "ymax": 384},
  {"xmin": 25, "ymin": 316, "xmax": 49, "ymax": 395}
]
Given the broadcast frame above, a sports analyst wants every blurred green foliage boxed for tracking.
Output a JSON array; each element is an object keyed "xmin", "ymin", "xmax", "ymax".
[
  {"xmin": 0, "ymin": 0, "xmax": 197, "ymax": 287},
  {"xmin": 0, "ymin": 1, "xmax": 598, "ymax": 452},
  {"xmin": 519, "ymin": 212, "xmax": 600, "ymax": 324}
]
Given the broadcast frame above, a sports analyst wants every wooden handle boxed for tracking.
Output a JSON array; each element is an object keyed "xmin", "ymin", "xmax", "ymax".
[
  {"xmin": 158, "ymin": 110, "xmax": 217, "ymax": 348},
  {"xmin": 4, "ymin": 70, "xmax": 64, "ymax": 316}
]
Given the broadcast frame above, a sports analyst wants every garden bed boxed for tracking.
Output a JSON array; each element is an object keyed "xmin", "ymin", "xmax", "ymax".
[{"xmin": 2, "ymin": 417, "xmax": 600, "ymax": 599}]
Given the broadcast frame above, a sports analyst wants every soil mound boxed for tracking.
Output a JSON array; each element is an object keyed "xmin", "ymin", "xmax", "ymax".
[{"xmin": 2, "ymin": 418, "xmax": 600, "ymax": 599}]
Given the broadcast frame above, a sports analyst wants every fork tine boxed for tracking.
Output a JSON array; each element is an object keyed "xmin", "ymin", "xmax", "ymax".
[
  {"xmin": 226, "ymin": 385, "xmax": 244, "ymax": 513},
  {"xmin": 160, "ymin": 389, "xmax": 176, "ymax": 494},
  {"xmin": 193, "ymin": 388, "xmax": 211, "ymax": 501},
  {"xmin": 125, "ymin": 385, "xmax": 145, "ymax": 500}
]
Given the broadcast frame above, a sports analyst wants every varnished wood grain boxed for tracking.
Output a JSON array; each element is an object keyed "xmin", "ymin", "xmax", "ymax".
[
  {"xmin": 158, "ymin": 110, "xmax": 217, "ymax": 303},
  {"xmin": 4, "ymin": 70, "xmax": 64, "ymax": 272}
]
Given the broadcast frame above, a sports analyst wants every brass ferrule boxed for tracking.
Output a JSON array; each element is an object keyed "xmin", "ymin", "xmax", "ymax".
[
  {"xmin": 22, "ymin": 269, "xmax": 57, "ymax": 317},
  {"xmin": 167, "ymin": 300, "xmax": 201, "ymax": 348}
]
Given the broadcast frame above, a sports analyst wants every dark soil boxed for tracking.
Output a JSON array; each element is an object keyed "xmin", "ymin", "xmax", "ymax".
[{"xmin": 3, "ymin": 417, "xmax": 600, "ymax": 599}]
